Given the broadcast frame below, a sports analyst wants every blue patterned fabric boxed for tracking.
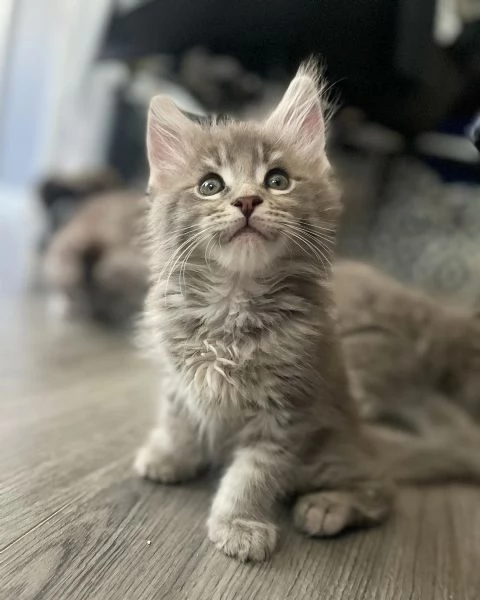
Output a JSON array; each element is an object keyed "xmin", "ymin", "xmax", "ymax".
[{"xmin": 352, "ymin": 159, "xmax": 480, "ymax": 308}]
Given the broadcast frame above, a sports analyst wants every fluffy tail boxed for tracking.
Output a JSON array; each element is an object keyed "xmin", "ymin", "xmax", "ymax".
[{"xmin": 365, "ymin": 403, "xmax": 480, "ymax": 484}]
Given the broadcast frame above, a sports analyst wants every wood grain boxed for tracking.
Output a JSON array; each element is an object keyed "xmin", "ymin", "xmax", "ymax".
[{"xmin": 1, "ymin": 296, "xmax": 479, "ymax": 600}]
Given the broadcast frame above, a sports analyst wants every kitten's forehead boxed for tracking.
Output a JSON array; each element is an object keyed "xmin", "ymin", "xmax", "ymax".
[{"xmin": 200, "ymin": 126, "xmax": 282, "ymax": 177}]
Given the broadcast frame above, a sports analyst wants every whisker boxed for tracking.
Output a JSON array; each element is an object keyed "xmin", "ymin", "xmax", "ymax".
[
  {"xmin": 281, "ymin": 225, "xmax": 326, "ymax": 268},
  {"xmin": 285, "ymin": 226, "xmax": 336, "ymax": 248},
  {"xmin": 162, "ymin": 224, "xmax": 220, "ymax": 301},
  {"xmin": 179, "ymin": 235, "xmax": 211, "ymax": 295},
  {"xmin": 282, "ymin": 231, "xmax": 325, "ymax": 269},
  {"xmin": 282, "ymin": 222, "xmax": 336, "ymax": 248},
  {"xmin": 163, "ymin": 232, "xmax": 210, "ymax": 303},
  {"xmin": 280, "ymin": 223, "xmax": 333, "ymax": 269}
]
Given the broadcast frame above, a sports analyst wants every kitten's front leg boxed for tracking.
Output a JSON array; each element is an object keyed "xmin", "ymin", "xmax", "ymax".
[
  {"xmin": 207, "ymin": 443, "xmax": 294, "ymax": 562},
  {"xmin": 134, "ymin": 395, "xmax": 206, "ymax": 484}
]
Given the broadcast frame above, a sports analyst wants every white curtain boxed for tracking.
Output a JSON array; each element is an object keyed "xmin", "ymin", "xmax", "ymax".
[
  {"xmin": 0, "ymin": 0, "xmax": 118, "ymax": 185},
  {"xmin": 41, "ymin": 0, "xmax": 122, "ymax": 175}
]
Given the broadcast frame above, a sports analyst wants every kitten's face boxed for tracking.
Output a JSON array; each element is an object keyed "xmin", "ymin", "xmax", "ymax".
[{"xmin": 147, "ymin": 63, "xmax": 339, "ymax": 276}]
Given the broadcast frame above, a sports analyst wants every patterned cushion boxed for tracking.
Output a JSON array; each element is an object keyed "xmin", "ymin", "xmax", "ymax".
[{"xmin": 344, "ymin": 158, "xmax": 480, "ymax": 308}]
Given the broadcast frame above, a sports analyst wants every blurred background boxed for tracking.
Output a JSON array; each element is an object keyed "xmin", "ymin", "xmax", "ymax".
[{"xmin": 1, "ymin": 0, "xmax": 479, "ymax": 325}]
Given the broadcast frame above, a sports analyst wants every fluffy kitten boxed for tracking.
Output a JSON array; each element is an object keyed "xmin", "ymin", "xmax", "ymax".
[
  {"xmin": 44, "ymin": 191, "xmax": 148, "ymax": 325},
  {"xmin": 334, "ymin": 260, "xmax": 480, "ymax": 482},
  {"xmin": 134, "ymin": 63, "xmax": 392, "ymax": 562}
]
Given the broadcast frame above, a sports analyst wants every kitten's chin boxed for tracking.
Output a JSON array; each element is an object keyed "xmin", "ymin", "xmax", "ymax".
[{"xmin": 214, "ymin": 236, "xmax": 284, "ymax": 275}]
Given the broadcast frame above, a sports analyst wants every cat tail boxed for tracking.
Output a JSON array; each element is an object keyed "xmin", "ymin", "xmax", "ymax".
[{"xmin": 365, "ymin": 408, "xmax": 480, "ymax": 484}]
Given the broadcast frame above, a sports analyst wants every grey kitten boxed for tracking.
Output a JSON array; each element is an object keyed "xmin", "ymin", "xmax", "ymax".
[
  {"xmin": 334, "ymin": 259, "xmax": 480, "ymax": 482},
  {"xmin": 135, "ymin": 63, "xmax": 392, "ymax": 562}
]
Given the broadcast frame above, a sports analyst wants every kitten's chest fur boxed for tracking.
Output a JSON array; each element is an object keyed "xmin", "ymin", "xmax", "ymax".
[{"xmin": 156, "ymin": 272, "xmax": 319, "ymax": 415}]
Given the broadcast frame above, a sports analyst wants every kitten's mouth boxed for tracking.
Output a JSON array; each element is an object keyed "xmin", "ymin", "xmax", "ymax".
[{"xmin": 229, "ymin": 224, "xmax": 268, "ymax": 242}]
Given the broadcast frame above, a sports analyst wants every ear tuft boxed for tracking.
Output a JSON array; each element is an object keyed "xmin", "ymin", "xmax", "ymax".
[
  {"xmin": 146, "ymin": 96, "xmax": 195, "ymax": 177},
  {"xmin": 266, "ymin": 60, "xmax": 326, "ymax": 156}
]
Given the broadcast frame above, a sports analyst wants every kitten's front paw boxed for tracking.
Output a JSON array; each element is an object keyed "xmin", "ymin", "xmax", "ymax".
[
  {"xmin": 294, "ymin": 485, "xmax": 391, "ymax": 537},
  {"xmin": 207, "ymin": 516, "xmax": 277, "ymax": 562},
  {"xmin": 134, "ymin": 444, "xmax": 199, "ymax": 484}
]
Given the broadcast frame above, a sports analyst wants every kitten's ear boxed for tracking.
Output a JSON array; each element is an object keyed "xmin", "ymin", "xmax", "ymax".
[
  {"xmin": 146, "ymin": 96, "xmax": 195, "ymax": 177},
  {"xmin": 266, "ymin": 63, "xmax": 325, "ymax": 155}
]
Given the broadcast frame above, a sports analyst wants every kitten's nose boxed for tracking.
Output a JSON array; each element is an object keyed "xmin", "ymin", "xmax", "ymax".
[{"xmin": 232, "ymin": 195, "xmax": 263, "ymax": 219}]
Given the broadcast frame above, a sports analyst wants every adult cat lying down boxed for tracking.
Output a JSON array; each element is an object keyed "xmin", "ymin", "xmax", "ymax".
[{"xmin": 334, "ymin": 260, "xmax": 480, "ymax": 484}]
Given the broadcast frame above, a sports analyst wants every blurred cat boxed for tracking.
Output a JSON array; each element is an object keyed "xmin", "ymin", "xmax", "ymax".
[
  {"xmin": 134, "ymin": 61, "xmax": 392, "ymax": 562},
  {"xmin": 44, "ymin": 190, "xmax": 148, "ymax": 326},
  {"xmin": 37, "ymin": 169, "xmax": 121, "ymax": 252},
  {"xmin": 334, "ymin": 260, "xmax": 480, "ymax": 482}
]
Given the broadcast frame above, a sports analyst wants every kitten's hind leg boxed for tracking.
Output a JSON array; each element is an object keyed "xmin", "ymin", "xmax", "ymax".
[
  {"xmin": 294, "ymin": 483, "xmax": 391, "ymax": 537},
  {"xmin": 134, "ymin": 395, "xmax": 207, "ymax": 484},
  {"xmin": 294, "ymin": 435, "xmax": 393, "ymax": 537}
]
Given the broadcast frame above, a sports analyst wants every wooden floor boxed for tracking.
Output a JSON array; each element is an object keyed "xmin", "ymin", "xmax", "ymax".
[{"xmin": 0, "ymin": 294, "xmax": 479, "ymax": 600}]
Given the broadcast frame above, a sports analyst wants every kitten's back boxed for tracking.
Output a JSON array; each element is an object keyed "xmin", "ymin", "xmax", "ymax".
[{"xmin": 333, "ymin": 260, "xmax": 449, "ymax": 337}]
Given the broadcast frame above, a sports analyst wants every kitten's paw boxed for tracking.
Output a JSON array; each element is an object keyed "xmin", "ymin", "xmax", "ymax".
[
  {"xmin": 134, "ymin": 444, "xmax": 199, "ymax": 484},
  {"xmin": 294, "ymin": 485, "xmax": 391, "ymax": 537},
  {"xmin": 207, "ymin": 516, "xmax": 277, "ymax": 562}
]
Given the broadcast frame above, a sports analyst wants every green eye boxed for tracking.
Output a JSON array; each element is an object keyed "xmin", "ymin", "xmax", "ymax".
[
  {"xmin": 265, "ymin": 169, "xmax": 290, "ymax": 190},
  {"xmin": 199, "ymin": 174, "xmax": 225, "ymax": 196}
]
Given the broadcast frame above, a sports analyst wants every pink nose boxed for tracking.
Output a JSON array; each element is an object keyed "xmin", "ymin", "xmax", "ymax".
[{"xmin": 231, "ymin": 195, "xmax": 263, "ymax": 219}]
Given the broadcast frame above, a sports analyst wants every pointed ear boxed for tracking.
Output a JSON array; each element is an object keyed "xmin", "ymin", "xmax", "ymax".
[
  {"xmin": 146, "ymin": 96, "xmax": 196, "ymax": 179},
  {"xmin": 265, "ymin": 63, "xmax": 325, "ymax": 156}
]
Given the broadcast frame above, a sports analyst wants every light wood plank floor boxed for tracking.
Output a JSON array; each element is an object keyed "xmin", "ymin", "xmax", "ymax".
[{"xmin": 1, "ymin": 295, "xmax": 479, "ymax": 600}]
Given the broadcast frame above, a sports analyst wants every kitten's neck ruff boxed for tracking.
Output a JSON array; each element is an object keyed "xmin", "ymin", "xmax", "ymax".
[{"xmin": 158, "ymin": 257, "xmax": 330, "ymax": 317}]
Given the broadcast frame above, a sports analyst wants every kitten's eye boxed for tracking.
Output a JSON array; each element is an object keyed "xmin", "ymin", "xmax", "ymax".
[
  {"xmin": 265, "ymin": 169, "xmax": 290, "ymax": 191},
  {"xmin": 198, "ymin": 174, "xmax": 225, "ymax": 196}
]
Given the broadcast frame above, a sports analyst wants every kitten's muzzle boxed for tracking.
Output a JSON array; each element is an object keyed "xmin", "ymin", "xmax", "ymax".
[{"xmin": 231, "ymin": 195, "xmax": 263, "ymax": 219}]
